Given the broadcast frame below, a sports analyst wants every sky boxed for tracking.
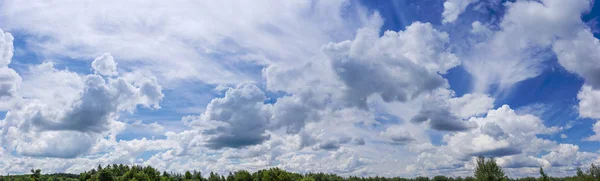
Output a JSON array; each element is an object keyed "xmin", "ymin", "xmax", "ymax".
[{"xmin": 0, "ymin": 0, "xmax": 599, "ymax": 178}]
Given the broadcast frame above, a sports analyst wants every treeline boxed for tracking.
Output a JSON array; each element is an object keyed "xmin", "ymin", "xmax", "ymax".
[{"xmin": 1, "ymin": 156, "xmax": 600, "ymax": 181}]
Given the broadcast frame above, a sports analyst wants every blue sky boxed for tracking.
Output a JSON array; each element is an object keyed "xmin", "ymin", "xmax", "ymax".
[{"xmin": 0, "ymin": 0, "xmax": 600, "ymax": 178}]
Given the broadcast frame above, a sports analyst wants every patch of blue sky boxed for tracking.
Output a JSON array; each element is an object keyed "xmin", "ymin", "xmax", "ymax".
[
  {"xmin": 137, "ymin": 150, "xmax": 163, "ymax": 162},
  {"xmin": 443, "ymin": 66, "xmax": 473, "ymax": 97}
]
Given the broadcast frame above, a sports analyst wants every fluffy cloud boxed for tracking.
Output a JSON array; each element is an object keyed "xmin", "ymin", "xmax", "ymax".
[
  {"xmin": 410, "ymin": 90, "xmax": 492, "ymax": 131},
  {"xmin": 323, "ymin": 21, "xmax": 459, "ymax": 109},
  {"xmin": 448, "ymin": 93, "xmax": 494, "ymax": 119},
  {"xmin": 0, "ymin": 54, "xmax": 164, "ymax": 158},
  {"xmin": 583, "ymin": 121, "xmax": 600, "ymax": 141},
  {"xmin": 0, "ymin": 29, "xmax": 13, "ymax": 66},
  {"xmin": 445, "ymin": 105, "xmax": 559, "ymax": 158},
  {"xmin": 381, "ymin": 126, "xmax": 416, "ymax": 145},
  {"xmin": 0, "ymin": 29, "xmax": 21, "ymax": 106},
  {"xmin": 407, "ymin": 105, "xmax": 597, "ymax": 177},
  {"xmin": 91, "ymin": 53, "xmax": 118, "ymax": 76},
  {"xmin": 442, "ymin": 0, "xmax": 479, "ymax": 23},
  {"xmin": 578, "ymin": 85, "xmax": 600, "ymax": 119},
  {"xmin": 186, "ymin": 83, "xmax": 270, "ymax": 149},
  {"xmin": 0, "ymin": 0, "xmax": 599, "ymax": 178}
]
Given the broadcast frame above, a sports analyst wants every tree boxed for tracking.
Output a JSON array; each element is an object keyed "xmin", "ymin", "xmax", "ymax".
[
  {"xmin": 185, "ymin": 171, "xmax": 193, "ymax": 180},
  {"xmin": 474, "ymin": 156, "xmax": 506, "ymax": 181},
  {"xmin": 233, "ymin": 170, "xmax": 252, "ymax": 181},
  {"xmin": 539, "ymin": 167, "xmax": 548, "ymax": 181},
  {"xmin": 97, "ymin": 169, "xmax": 113, "ymax": 181},
  {"xmin": 30, "ymin": 169, "xmax": 41, "ymax": 181}
]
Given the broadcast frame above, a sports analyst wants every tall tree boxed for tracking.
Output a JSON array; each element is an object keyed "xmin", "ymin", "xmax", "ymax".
[
  {"xmin": 539, "ymin": 167, "xmax": 549, "ymax": 181},
  {"xmin": 29, "ymin": 169, "xmax": 41, "ymax": 181},
  {"xmin": 474, "ymin": 156, "xmax": 506, "ymax": 181}
]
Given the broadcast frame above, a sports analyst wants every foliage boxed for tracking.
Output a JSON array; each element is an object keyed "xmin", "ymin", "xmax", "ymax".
[
  {"xmin": 474, "ymin": 156, "xmax": 506, "ymax": 181},
  {"xmin": 1, "ymin": 159, "xmax": 600, "ymax": 181}
]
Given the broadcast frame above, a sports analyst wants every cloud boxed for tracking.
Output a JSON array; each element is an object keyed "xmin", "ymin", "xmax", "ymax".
[
  {"xmin": 541, "ymin": 144, "xmax": 596, "ymax": 167},
  {"xmin": 0, "ymin": 67, "xmax": 20, "ymax": 100},
  {"xmin": 91, "ymin": 53, "xmax": 118, "ymax": 76},
  {"xmin": 583, "ymin": 121, "xmax": 600, "ymax": 141},
  {"xmin": 0, "ymin": 54, "xmax": 164, "ymax": 158},
  {"xmin": 381, "ymin": 126, "xmax": 416, "ymax": 145},
  {"xmin": 443, "ymin": 105, "xmax": 559, "ymax": 158},
  {"xmin": 186, "ymin": 83, "xmax": 271, "ymax": 149},
  {"xmin": 411, "ymin": 101, "xmax": 474, "ymax": 132},
  {"xmin": 461, "ymin": 0, "xmax": 593, "ymax": 93},
  {"xmin": 410, "ymin": 90, "xmax": 490, "ymax": 132},
  {"xmin": 0, "ymin": 29, "xmax": 13, "ymax": 66},
  {"xmin": 578, "ymin": 85, "xmax": 600, "ymax": 119},
  {"xmin": 448, "ymin": 93, "xmax": 494, "ymax": 119},
  {"xmin": 553, "ymin": 29, "xmax": 600, "ymax": 89},
  {"xmin": 406, "ymin": 105, "xmax": 597, "ymax": 177},
  {"xmin": 323, "ymin": 21, "xmax": 459, "ymax": 109},
  {"xmin": 442, "ymin": 0, "xmax": 479, "ymax": 23},
  {"xmin": 0, "ymin": 29, "xmax": 21, "ymax": 107},
  {"xmin": 0, "ymin": 0, "xmax": 370, "ymax": 85},
  {"xmin": 497, "ymin": 155, "xmax": 549, "ymax": 168}
]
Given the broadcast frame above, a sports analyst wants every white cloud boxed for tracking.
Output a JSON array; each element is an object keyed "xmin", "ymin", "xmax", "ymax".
[
  {"xmin": 381, "ymin": 126, "xmax": 416, "ymax": 145},
  {"xmin": 0, "ymin": 0, "xmax": 370, "ymax": 85},
  {"xmin": 91, "ymin": 53, "xmax": 118, "ymax": 76},
  {"xmin": 186, "ymin": 83, "xmax": 271, "ymax": 149},
  {"xmin": 0, "ymin": 0, "xmax": 599, "ymax": 178},
  {"xmin": 553, "ymin": 28, "xmax": 600, "ymax": 88},
  {"xmin": 578, "ymin": 85, "xmax": 600, "ymax": 119},
  {"xmin": 323, "ymin": 21, "xmax": 459, "ymax": 108},
  {"xmin": 462, "ymin": 0, "xmax": 593, "ymax": 93},
  {"xmin": 0, "ymin": 29, "xmax": 13, "ymax": 66},
  {"xmin": 442, "ymin": 0, "xmax": 479, "ymax": 23},
  {"xmin": 0, "ymin": 29, "xmax": 21, "ymax": 109},
  {"xmin": 0, "ymin": 54, "xmax": 164, "ymax": 158},
  {"xmin": 583, "ymin": 121, "xmax": 600, "ymax": 141},
  {"xmin": 406, "ymin": 105, "xmax": 597, "ymax": 177},
  {"xmin": 449, "ymin": 93, "xmax": 494, "ymax": 119}
]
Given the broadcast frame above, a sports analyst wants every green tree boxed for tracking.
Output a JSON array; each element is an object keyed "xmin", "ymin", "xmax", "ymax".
[
  {"xmin": 97, "ymin": 169, "xmax": 114, "ymax": 181},
  {"xmin": 30, "ymin": 169, "xmax": 41, "ymax": 181},
  {"xmin": 474, "ymin": 156, "xmax": 506, "ymax": 181},
  {"xmin": 539, "ymin": 167, "xmax": 548, "ymax": 181},
  {"xmin": 233, "ymin": 170, "xmax": 251, "ymax": 181},
  {"xmin": 185, "ymin": 171, "xmax": 193, "ymax": 180}
]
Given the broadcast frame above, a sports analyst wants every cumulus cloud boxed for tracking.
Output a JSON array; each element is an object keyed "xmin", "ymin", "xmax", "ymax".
[
  {"xmin": 440, "ymin": 105, "xmax": 559, "ymax": 159},
  {"xmin": 496, "ymin": 155, "xmax": 549, "ymax": 168},
  {"xmin": 407, "ymin": 105, "xmax": 597, "ymax": 176},
  {"xmin": 410, "ymin": 90, "xmax": 491, "ymax": 132},
  {"xmin": 0, "ymin": 54, "xmax": 164, "ymax": 158},
  {"xmin": 186, "ymin": 83, "xmax": 270, "ymax": 149},
  {"xmin": 381, "ymin": 126, "xmax": 416, "ymax": 145},
  {"xmin": 91, "ymin": 53, "xmax": 118, "ymax": 76},
  {"xmin": 541, "ymin": 144, "xmax": 596, "ymax": 167},
  {"xmin": 553, "ymin": 29, "xmax": 600, "ymax": 88},
  {"xmin": 578, "ymin": 85, "xmax": 600, "ymax": 119},
  {"xmin": 0, "ymin": 29, "xmax": 13, "ymax": 66},
  {"xmin": 323, "ymin": 21, "xmax": 459, "ymax": 109},
  {"xmin": 0, "ymin": 29, "xmax": 21, "ymax": 106},
  {"xmin": 448, "ymin": 93, "xmax": 494, "ymax": 119},
  {"xmin": 1, "ymin": 0, "xmax": 599, "ymax": 178}
]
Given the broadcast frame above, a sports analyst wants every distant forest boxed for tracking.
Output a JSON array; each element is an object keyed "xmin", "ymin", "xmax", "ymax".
[{"xmin": 1, "ymin": 157, "xmax": 599, "ymax": 181}]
